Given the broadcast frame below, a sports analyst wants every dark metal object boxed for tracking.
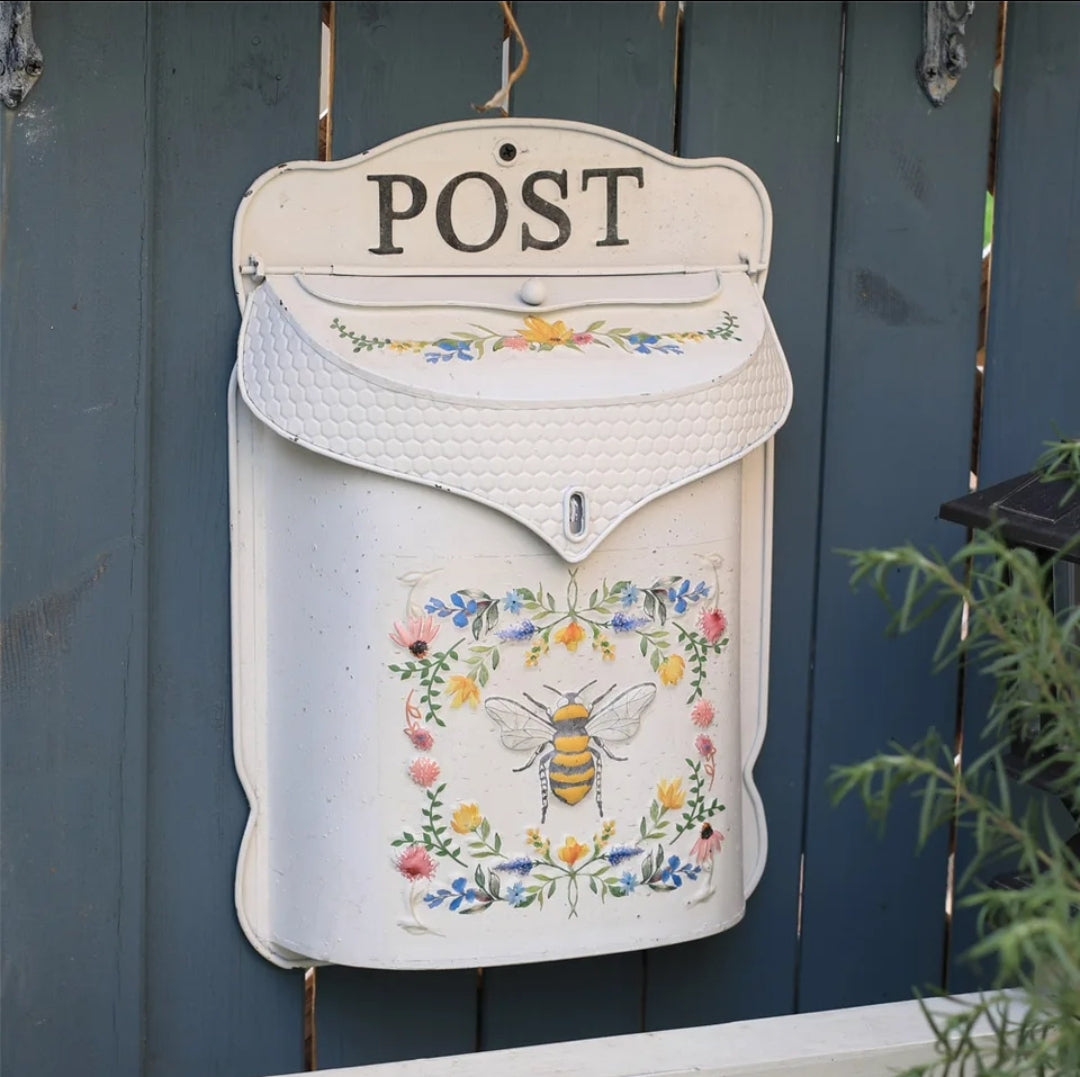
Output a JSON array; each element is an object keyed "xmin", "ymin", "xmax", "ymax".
[
  {"xmin": 918, "ymin": 1, "xmax": 975, "ymax": 107},
  {"xmin": 940, "ymin": 471, "xmax": 1080, "ymax": 564},
  {"xmin": 942, "ymin": 467, "xmax": 1080, "ymax": 894},
  {"xmin": 0, "ymin": 0, "xmax": 41, "ymax": 108}
]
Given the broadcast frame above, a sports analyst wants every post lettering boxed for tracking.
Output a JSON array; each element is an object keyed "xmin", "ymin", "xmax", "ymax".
[
  {"xmin": 520, "ymin": 169, "xmax": 572, "ymax": 252},
  {"xmin": 368, "ymin": 174, "xmax": 428, "ymax": 255},
  {"xmin": 581, "ymin": 166, "xmax": 645, "ymax": 247},
  {"xmin": 436, "ymin": 172, "xmax": 509, "ymax": 253}
]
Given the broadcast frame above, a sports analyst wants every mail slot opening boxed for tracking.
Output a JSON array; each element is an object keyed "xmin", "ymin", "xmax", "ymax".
[{"xmin": 565, "ymin": 489, "xmax": 587, "ymax": 539}]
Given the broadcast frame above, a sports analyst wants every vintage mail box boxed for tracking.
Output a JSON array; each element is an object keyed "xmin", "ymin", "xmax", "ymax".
[{"xmin": 229, "ymin": 119, "xmax": 792, "ymax": 969}]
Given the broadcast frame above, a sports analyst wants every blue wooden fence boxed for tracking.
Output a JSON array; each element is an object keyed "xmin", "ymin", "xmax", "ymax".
[{"xmin": 2, "ymin": 3, "xmax": 1077, "ymax": 1074}]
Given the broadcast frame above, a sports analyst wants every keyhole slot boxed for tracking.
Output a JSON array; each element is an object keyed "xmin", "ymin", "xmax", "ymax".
[{"xmin": 564, "ymin": 489, "xmax": 587, "ymax": 540}]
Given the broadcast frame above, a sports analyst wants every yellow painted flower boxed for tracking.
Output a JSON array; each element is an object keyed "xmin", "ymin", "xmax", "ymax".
[
  {"xmin": 553, "ymin": 621, "xmax": 586, "ymax": 652},
  {"xmin": 557, "ymin": 836, "xmax": 589, "ymax": 867},
  {"xmin": 451, "ymin": 802, "xmax": 483, "ymax": 835},
  {"xmin": 658, "ymin": 653, "xmax": 686, "ymax": 686},
  {"xmin": 446, "ymin": 674, "xmax": 480, "ymax": 708},
  {"xmin": 657, "ymin": 778, "xmax": 686, "ymax": 811},
  {"xmin": 521, "ymin": 316, "xmax": 573, "ymax": 346},
  {"xmin": 525, "ymin": 639, "xmax": 549, "ymax": 668},
  {"xmin": 595, "ymin": 819, "xmax": 616, "ymax": 847},
  {"xmin": 594, "ymin": 635, "xmax": 616, "ymax": 661},
  {"xmin": 526, "ymin": 827, "xmax": 550, "ymax": 855}
]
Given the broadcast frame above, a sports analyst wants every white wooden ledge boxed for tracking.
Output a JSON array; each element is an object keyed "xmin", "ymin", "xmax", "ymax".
[{"xmin": 272, "ymin": 993, "xmax": 1015, "ymax": 1077}]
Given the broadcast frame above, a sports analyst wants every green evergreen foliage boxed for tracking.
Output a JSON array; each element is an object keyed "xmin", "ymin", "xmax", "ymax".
[{"xmin": 831, "ymin": 439, "xmax": 1080, "ymax": 1074}]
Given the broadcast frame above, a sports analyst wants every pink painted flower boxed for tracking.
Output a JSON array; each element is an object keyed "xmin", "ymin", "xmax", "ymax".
[
  {"xmin": 696, "ymin": 733, "xmax": 717, "ymax": 789},
  {"xmin": 690, "ymin": 699, "xmax": 716, "ymax": 728},
  {"xmin": 396, "ymin": 844, "xmax": 437, "ymax": 881},
  {"xmin": 572, "ymin": 332, "xmax": 594, "ymax": 345},
  {"xmin": 503, "ymin": 335, "xmax": 529, "ymax": 350},
  {"xmin": 689, "ymin": 822, "xmax": 724, "ymax": 865},
  {"xmin": 699, "ymin": 607, "xmax": 728, "ymax": 644},
  {"xmin": 408, "ymin": 757, "xmax": 440, "ymax": 787},
  {"xmin": 407, "ymin": 727, "xmax": 435, "ymax": 751},
  {"xmin": 389, "ymin": 615, "xmax": 441, "ymax": 658}
]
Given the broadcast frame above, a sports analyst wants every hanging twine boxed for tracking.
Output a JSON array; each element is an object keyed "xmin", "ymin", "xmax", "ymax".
[{"xmin": 475, "ymin": 1, "xmax": 529, "ymax": 114}]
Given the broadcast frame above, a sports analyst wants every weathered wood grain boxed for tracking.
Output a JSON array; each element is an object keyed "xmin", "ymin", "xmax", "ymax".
[
  {"xmin": 508, "ymin": 0, "xmax": 678, "ymax": 150},
  {"xmin": 331, "ymin": 1, "xmax": 505, "ymax": 161},
  {"xmin": 797, "ymin": 0, "xmax": 994, "ymax": 1011},
  {"xmin": 0, "ymin": 5, "xmax": 151, "ymax": 1073},
  {"xmin": 141, "ymin": 5, "xmax": 321, "ymax": 1075}
]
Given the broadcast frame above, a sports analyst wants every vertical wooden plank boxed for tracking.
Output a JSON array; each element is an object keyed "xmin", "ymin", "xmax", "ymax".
[
  {"xmin": 797, "ymin": 1, "xmax": 995, "ymax": 1011},
  {"xmin": 0, "ymin": 5, "xmax": 150, "ymax": 1074},
  {"xmin": 948, "ymin": 2, "xmax": 1080, "ymax": 995},
  {"xmin": 508, "ymin": 0, "xmax": 677, "ymax": 149},
  {"xmin": 644, "ymin": 1, "xmax": 843, "ymax": 1030},
  {"xmin": 977, "ymin": 4, "xmax": 1080, "ymax": 487},
  {"xmin": 476, "ymin": 2, "xmax": 678, "ymax": 1051},
  {"xmin": 331, "ymin": 1, "xmax": 505, "ymax": 160},
  {"xmin": 314, "ymin": 3, "xmax": 504, "ymax": 1067},
  {"xmin": 142, "ymin": 6, "xmax": 321, "ymax": 1075}
]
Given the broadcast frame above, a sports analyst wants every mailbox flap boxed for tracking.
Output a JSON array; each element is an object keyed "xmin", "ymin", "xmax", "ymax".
[{"xmin": 236, "ymin": 268, "xmax": 791, "ymax": 562}]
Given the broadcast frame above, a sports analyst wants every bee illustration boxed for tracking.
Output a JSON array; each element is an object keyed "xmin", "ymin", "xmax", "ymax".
[{"xmin": 484, "ymin": 680, "xmax": 657, "ymax": 822}]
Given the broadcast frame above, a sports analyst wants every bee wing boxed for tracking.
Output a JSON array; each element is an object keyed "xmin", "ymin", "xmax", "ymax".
[
  {"xmin": 484, "ymin": 697, "xmax": 554, "ymax": 753},
  {"xmin": 585, "ymin": 682, "xmax": 657, "ymax": 743}
]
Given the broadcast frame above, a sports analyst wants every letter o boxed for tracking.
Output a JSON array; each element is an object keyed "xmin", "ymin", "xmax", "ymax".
[{"xmin": 436, "ymin": 172, "xmax": 509, "ymax": 253}]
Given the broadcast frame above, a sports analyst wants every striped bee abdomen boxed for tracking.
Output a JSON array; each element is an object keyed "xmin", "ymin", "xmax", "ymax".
[{"xmin": 549, "ymin": 708, "xmax": 595, "ymax": 806}]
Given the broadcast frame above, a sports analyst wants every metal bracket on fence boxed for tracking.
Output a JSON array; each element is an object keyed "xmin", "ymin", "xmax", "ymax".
[
  {"xmin": 918, "ymin": 0, "xmax": 975, "ymax": 107},
  {"xmin": 1, "ymin": 0, "xmax": 42, "ymax": 109}
]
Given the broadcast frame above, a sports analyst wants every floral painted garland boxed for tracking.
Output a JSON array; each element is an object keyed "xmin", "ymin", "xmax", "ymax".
[
  {"xmin": 331, "ymin": 312, "xmax": 741, "ymax": 363},
  {"xmin": 388, "ymin": 564, "xmax": 732, "ymax": 922}
]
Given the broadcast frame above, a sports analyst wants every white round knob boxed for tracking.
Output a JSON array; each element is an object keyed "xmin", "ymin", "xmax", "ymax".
[{"xmin": 519, "ymin": 278, "xmax": 547, "ymax": 306}]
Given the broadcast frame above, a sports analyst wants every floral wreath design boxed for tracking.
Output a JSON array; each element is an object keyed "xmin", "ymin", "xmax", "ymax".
[
  {"xmin": 331, "ymin": 312, "xmax": 741, "ymax": 364},
  {"xmin": 388, "ymin": 561, "xmax": 732, "ymax": 923}
]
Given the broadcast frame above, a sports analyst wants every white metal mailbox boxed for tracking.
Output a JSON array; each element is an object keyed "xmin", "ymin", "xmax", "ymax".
[{"xmin": 229, "ymin": 119, "xmax": 792, "ymax": 969}]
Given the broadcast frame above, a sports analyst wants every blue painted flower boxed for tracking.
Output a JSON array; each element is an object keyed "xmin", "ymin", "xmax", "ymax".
[
  {"xmin": 494, "ymin": 856, "xmax": 535, "ymax": 876},
  {"xmin": 424, "ymin": 338, "xmax": 475, "ymax": 363},
  {"xmin": 450, "ymin": 592, "xmax": 479, "ymax": 628},
  {"xmin": 659, "ymin": 855, "xmax": 685, "ymax": 887},
  {"xmin": 505, "ymin": 882, "xmax": 527, "ymax": 907},
  {"xmin": 609, "ymin": 611, "xmax": 648, "ymax": 633},
  {"xmin": 424, "ymin": 888, "xmax": 452, "ymax": 908},
  {"xmin": 692, "ymin": 581, "xmax": 710, "ymax": 600},
  {"xmin": 503, "ymin": 590, "xmax": 524, "ymax": 613},
  {"xmin": 425, "ymin": 596, "xmax": 450, "ymax": 616},
  {"xmin": 627, "ymin": 333, "xmax": 660, "ymax": 353},
  {"xmin": 619, "ymin": 585, "xmax": 640, "ymax": 608},
  {"xmin": 668, "ymin": 579, "xmax": 692, "ymax": 613},
  {"xmin": 497, "ymin": 620, "xmax": 536, "ymax": 642},
  {"xmin": 619, "ymin": 872, "xmax": 638, "ymax": 893},
  {"xmin": 654, "ymin": 343, "xmax": 683, "ymax": 355},
  {"xmin": 448, "ymin": 876, "xmax": 478, "ymax": 911},
  {"xmin": 604, "ymin": 845, "xmax": 644, "ymax": 867}
]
